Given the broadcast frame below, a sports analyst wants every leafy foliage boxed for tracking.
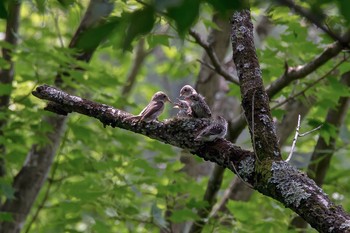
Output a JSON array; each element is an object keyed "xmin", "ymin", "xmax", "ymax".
[{"xmin": 0, "ymin": 0, "xmax": 350, "ymax": 232}]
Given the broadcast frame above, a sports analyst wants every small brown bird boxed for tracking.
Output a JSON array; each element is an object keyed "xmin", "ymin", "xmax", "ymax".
[
  {"xmin": 185, "ymin": 93, "xmax": 212, "ymax": 118},
  {"xmin": 173, "ymin": 99, "xmax": 192, "ymax": 118},
  {"xmin": 179, "ymin": 85, "xmax": 197, "ymax": 98},
  {"xmin": 128, "ymin": 91, "xmax": 172, "ymax": 122},
  {"xmin": 195, "ymin": 116, "xmax": 228, "ymax": 142}
]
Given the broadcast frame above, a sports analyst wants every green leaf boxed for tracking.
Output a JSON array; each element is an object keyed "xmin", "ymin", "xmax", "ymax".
[
  {"xmin": 167, "ymin": 0, "xmax": 200, "ymax": 37},
  {"xmin": 92, "ymin": 219, "xmax": 112, "ymax": 233},
  {"xmin": 123, "ymin": 6, "xmax": 155, "ymax": 51},
  {"xmin": 186, "ymin": 198, "xmax": 208, "ymax": 209},
  {"xmin": 57, "ymin": 0, "xmax": 76, "ymax": 8},
  {"xmin": 0, "ymin": 41, "xmax": 16, "ymax": 50},
  {"xmin": 124, "ymin": 205, "xmax": 140, "ymax": 215},
  {"xmin": 202, "ymin": 18, "xmax": 222, "ymax": 31},
  {"xmin": 272, "ymin": 109, "xmax": 285, "ymax": 121},
  {"xmin": 35, "ymin": 0, "xmax": 46, "ymax": 13},
  {"xmin": 206, "ymin": 0, "xmax": 246, "ymax": 14},
  {"xmin": 59, "ymin": 201, "xmax": 82, "ymax": 212},
  {"xmin": 147, "ymin": 34, "xmax": 171, "ymax": 48},
  {"xmin": 227, "ymin": 200, "xmax": 255, "ymax": 222},
  {"xmin": 169, "ymin": 209, "xmax": 199, "ymax": 222},
  {"xmin": 154, "ymin": 0, "xmax": 182, "ymax": 11},
  {"xmin": 0, "ymin": 83, "xmax": 13, "ymax": 95},
  {"xmin": 0, "ymin": 180, "xmax": 15, "ymax": 199},
  {"xmin": 75, "ymin": 17, "xmax": 121, "ymax": 51},
  {"xmin": 0, "ymin": 0, "xmax": 7, "ymax": 19},
  {"xmin": 319, "ymin": 122, "xmax": 338, "ymax": 145},
  {"xmin": 0, "ymin": 212, "xmax": 13, "ymax": 222}
]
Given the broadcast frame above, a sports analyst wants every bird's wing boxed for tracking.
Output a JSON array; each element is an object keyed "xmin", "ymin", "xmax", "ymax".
[
  {"xmin": 139, "ymin": 102, "xmax": 150, "ymax": 116},
  {"xmin": 199, "ymin": 125, "xmax": 222, "ymax": 137},
  {"xmin": 141, "ymin": 101, "xmax": 164, "ymax": 119}
]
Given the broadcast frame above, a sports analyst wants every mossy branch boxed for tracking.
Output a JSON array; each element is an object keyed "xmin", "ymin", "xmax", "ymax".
[{"xmin": 32, "ymin": 84, "xmax": 350, "ymax": 233}]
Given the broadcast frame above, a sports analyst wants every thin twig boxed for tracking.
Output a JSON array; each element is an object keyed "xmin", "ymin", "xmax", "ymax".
[
  {"xmin": 272, "ymin": 56, "xmax": 349, "ymax": 109},
  {"xmin": 52, "ymin": 10, "xmax": 65, "ymax": 48},
  {"xmin": 251, "ymin": 90, "xmax": 260, "ymax": 162},
  {"xmin": 196, "ymin": 59, "xmax": 217, "ymax": 73},
  {"xmin": 285, "ymin": 115, "xmax": 322, "ymax": 162},
  {"xmin": 266, "ymin": 30, "xmax": 350, "ymax": 98},
  {"xmin": 189, "ymin": 29, "xmax": 239, "ymax": 85},
  {"xmin": 276, "ymin": 0, "xmax": 350, "ymax": 48},
  {"xmin": 299, "ymin": 125, "xmax": 322, "ymax": 137},
  {"xmin": 286, "ymin": 114, "xmax": 301, "ymax": 163},
  {"xmin": 230, "ymin": 161, "xmax": 254, "ymax": 189}
]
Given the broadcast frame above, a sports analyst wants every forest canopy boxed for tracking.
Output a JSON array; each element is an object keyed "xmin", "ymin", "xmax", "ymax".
[{"xmin": 0, "ymin": 0, "xmax": 350, "ymax": 233}]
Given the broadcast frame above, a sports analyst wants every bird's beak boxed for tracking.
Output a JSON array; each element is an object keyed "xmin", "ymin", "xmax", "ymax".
[
  {"xmin": 167, "ymin": 97, "xmax": 172, "ymax": 103},
  {"xmin": 173, "ymin": 104, "xmax": 180, "ymax": 109}
]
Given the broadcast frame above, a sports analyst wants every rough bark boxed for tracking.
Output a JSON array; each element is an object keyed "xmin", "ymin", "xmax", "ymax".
[
  {"xmin": 231, "ymin": 10, "xmax": 281, "ymax": 161},
  {"xmin": 205, "ymin": 7, "xmax": 350, "ymax": 229},
  {"xmin": 0, "ymin": 1, "xmax": 114, "ymax": 232},
  {"xmin": 32, "ymin": 84, "xmax": 350, "ymax": 233}
]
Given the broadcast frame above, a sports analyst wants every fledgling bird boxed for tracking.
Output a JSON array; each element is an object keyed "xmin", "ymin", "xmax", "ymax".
[
  {"xmin": 179, "ymin": 85, "xmax": 197, "ymax": 98},
  {"xmin": 195, "ymin": 116, "xmax": 228, "ymax": 142},
  {"xmin": 173, "ymin": 99, "xmax": 192, "ymax": 118},
  {"xmin": 128, "ymin": 91, "xmax": 172, "ymax": 122},
  {"xmin": 185, "ymin": 93, "xmax": 212, "ymax": 118}
]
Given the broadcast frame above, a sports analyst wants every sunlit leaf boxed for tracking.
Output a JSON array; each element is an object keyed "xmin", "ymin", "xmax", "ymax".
[
  {"xmin": 75, "ymin": 17, "xmax": 121, "ymax": 51},
  {"xmin": 169, "ymin": 209, "xmax": 199, "ymax": 222},
  {"xmin": 123, "ymin": 6, "xmax": 155, "ymax": 51},
  {"xmin": 147, "ymin": 34, "xmax": 171, "ymax": 48}
]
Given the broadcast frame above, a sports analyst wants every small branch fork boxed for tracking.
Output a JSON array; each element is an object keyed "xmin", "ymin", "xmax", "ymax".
[
  {"xmin": 189, "ymin": 29, "xmax": 239, "ymax": 85},
  {"xmin": 276, "ymin": 0, "xmax": 350, "ymax": 49},
  {"xmin": 272, "ymin": 55, "xmax": 349, "ymax": 110},
  {"xmin": 285, "ymin": 114, "xmax": 322, "ymax": 162}
]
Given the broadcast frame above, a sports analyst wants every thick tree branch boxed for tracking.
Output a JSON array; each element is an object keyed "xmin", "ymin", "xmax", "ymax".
[
  {"xmin": 218, "ymin": 10, "xmax": 350, "ymax": 226},
  {"xmin": 32, "ymin": 84, "xmax": 350, "ymax": 233},
  {"xmin": 231, "ymin": 10, "xmax": 281, "ymax": 161}
]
